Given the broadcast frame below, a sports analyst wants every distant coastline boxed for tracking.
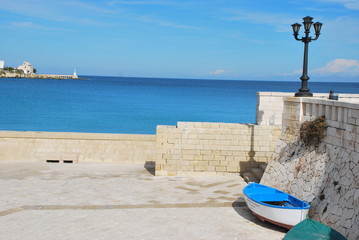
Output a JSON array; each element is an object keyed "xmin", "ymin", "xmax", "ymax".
[
  {"xmin": 0, "ymin": 61, "xmax": 79, "ymax": 80},
  {"xmin": 0, "ymin": 73, "xmax": 79, "ymax": 80}
]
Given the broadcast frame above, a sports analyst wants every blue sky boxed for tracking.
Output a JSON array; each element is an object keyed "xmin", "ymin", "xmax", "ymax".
[{"xmin": 0, "ymin": 0, "xmax": 358, "ymax": 82}]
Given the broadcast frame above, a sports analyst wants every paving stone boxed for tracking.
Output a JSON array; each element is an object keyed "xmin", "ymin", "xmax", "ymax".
[{"xmin": 0, "ymin": 162, "xmax": 286, "ymax": 240}]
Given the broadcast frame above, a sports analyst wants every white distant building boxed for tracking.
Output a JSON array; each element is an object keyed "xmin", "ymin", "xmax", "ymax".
[
  {"xmin": 0, "ymin": 60, "xmax": 4, "ymax": 69},
  {"xmin": 17, "ymin": 61, "xmax": 34, "ymax": 74}
]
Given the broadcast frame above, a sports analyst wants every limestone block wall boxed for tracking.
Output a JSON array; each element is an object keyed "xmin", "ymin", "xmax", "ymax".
[
  {"xmin": 261, "ymin": 97, "xmax": 359, "ymax": 240},
  {"xmin": 256, "ymin": 92, "xmax": 293, "ymax": 126},
  {"xmin": 0, "ymin": 131, "xmax": 156, "ymax": 163},
  {"xmin": 155, "ymin": 122, "xmax": 281, "ymax": 176}
]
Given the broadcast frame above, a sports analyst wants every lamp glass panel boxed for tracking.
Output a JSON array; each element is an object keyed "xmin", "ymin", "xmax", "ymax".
[
  {"xmin": 292, "ymin": 23, "xmax": 301, "ymax": 34},
  {"xmin": 314, "ymin": 22, "xmax": 322, "ymax": 33},
  {"xmin": 303, "ymin": 16, "xmax": 313, "ymax": 31}
]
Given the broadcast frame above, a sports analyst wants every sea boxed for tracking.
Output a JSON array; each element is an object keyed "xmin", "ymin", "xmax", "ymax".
[{"xmin": 0, "ymin": 76, "xmax": 358, "ymax": 134}]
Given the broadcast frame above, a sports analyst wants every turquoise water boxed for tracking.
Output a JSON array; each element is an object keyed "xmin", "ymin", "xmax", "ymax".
[{"xmin": 0, "ymin": 76, "xmax": 358, "ymax": 134}]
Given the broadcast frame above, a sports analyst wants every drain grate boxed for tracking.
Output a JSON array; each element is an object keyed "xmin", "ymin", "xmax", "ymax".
[
  {"xmin": 46, "ymin": 160, "xmax": 60, "ymax": 163},
  {"xmin": 46, "ymin": 160, "xmax": 74, "ymax": 163}
]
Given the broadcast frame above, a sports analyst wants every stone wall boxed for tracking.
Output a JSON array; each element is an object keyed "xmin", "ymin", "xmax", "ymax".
[
  {"xmin": 155, "ymin": 122, "xmax": 281, "ymax": 176},
  {"xmin": 0, "ymin": 131, "xmax": 156, "ymax": 163},
  {"xmin": 261, "ymin": 97, "xmax": 359, "ymax": 240},
  {"xmin": 256, "ymin": 92, "xmax": 293, "ymax": 126},
  {"xmin": 256, "ymin": 92, "xmax": 359, "ymax": 126}
]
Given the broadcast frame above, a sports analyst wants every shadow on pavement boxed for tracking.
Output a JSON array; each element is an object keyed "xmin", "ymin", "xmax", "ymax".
[{"xmin": 232, "ymin": 198, "xmax": 288, "ymax": 234}]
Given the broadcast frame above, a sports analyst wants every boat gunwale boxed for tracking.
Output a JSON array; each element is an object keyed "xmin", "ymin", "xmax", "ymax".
[{"xmin": 243, "ymin": 183, "xmax": 310, "ymax": 210}]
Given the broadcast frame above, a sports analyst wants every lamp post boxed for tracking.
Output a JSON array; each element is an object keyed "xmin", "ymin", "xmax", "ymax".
[{"xmin": 292, "ymin": 16, "xmax": 322, "ymax": 97}]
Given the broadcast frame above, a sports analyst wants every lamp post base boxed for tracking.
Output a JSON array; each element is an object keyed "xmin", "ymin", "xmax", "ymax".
[{"xmin": 295, "ymin": 91, "xmax": 313, "ymax": 97}]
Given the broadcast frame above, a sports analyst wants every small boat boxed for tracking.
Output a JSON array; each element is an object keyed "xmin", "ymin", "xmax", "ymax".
[{"xmin": 243, "ymin": 183, "xmax": 310, "ymax": 229}]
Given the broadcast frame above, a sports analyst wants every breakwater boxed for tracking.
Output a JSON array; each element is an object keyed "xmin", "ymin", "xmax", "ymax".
[{"xmin": 0, "ymin": 73, "xmax": 78, "ymax": 79}]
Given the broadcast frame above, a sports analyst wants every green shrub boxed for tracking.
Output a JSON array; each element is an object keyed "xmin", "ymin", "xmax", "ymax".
[{"xmin": 300, "ymin": 116, "xmax": 328, "ymax": 148}]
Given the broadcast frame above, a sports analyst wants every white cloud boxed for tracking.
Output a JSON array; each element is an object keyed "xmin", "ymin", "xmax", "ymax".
[
  {"xmin": 210, "ymin": 69, "xmax": 227, "ymax": 75},
  {"xmin": 319, "ymin": 0, "xmax": 359, "ymax": 10},
  {"xmin": 108, "ymin": 1, "xmax": 174, "ymax": 6},
  {"xmin": 10, "ymin": 21, "xmax": 39, "ymax": 28},
  {"xmin": 226, "ymin": 10, "xmax": 294, "ymax": 32},
  {"xmin": 7, "ymin": 21, "xmax": 75, "ymax": 32},
  {"xmin": 138, "ymin": 14, "xmax": 199, "ymax": 29},
  {"xmin": 278, "ymin": 59, "xmax": 359, "ymax": 77},
  {"xmin": 313, "ymin": 58, "xmax": 359, "ymax": 76},
  {"xmin": 324, "ymin": 16, "xmax": 359, "ymax": 44},
  {"xmin": 0, "ymin": 0, "xmax": 115, "ymax": 26}
]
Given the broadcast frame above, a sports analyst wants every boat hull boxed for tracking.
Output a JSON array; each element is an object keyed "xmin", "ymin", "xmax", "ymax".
[{"xmin": 243, "ymin": 183, "xmax": 310, "ymax": 229}]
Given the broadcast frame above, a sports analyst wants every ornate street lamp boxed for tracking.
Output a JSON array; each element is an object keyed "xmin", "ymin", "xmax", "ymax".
[{"xmin": 292, "ymin": 16, "xmax": 322, "ymax": 97}]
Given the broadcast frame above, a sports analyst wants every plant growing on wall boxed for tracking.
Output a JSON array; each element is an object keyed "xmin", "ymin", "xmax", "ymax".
[{"xmin": 300, "ymin": 116, "xmax": 328, "ymax": 148}]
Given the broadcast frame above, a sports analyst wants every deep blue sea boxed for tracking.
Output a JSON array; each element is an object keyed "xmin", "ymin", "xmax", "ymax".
[{"xmin": 0, "ymin": 76, "xmax": 358, "ymax": 134}]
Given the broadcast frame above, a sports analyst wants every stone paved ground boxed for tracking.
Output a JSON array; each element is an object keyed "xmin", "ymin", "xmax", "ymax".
[{"xmin": 0, "ymin": 162, "xmax": 287, "ymax": 239}]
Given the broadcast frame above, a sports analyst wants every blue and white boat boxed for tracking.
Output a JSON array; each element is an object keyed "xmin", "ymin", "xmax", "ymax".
[{"xmin": 243, "ymin": 183, "xmax": 310, "ymax": 229}]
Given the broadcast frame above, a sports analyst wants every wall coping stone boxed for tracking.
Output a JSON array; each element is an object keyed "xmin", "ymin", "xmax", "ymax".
[{"xmin": 0, "ymin": 131, "xmax": 156, "ymax": 141}]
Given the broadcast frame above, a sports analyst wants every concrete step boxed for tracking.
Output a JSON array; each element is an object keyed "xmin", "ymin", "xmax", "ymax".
[
  {"xmin": 241, "ymin": 172, "xmax": 260, "ymax": 183},
  {"xmin": 251, "ymin": 167, "xmax": 265, "ymax": 180}
]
